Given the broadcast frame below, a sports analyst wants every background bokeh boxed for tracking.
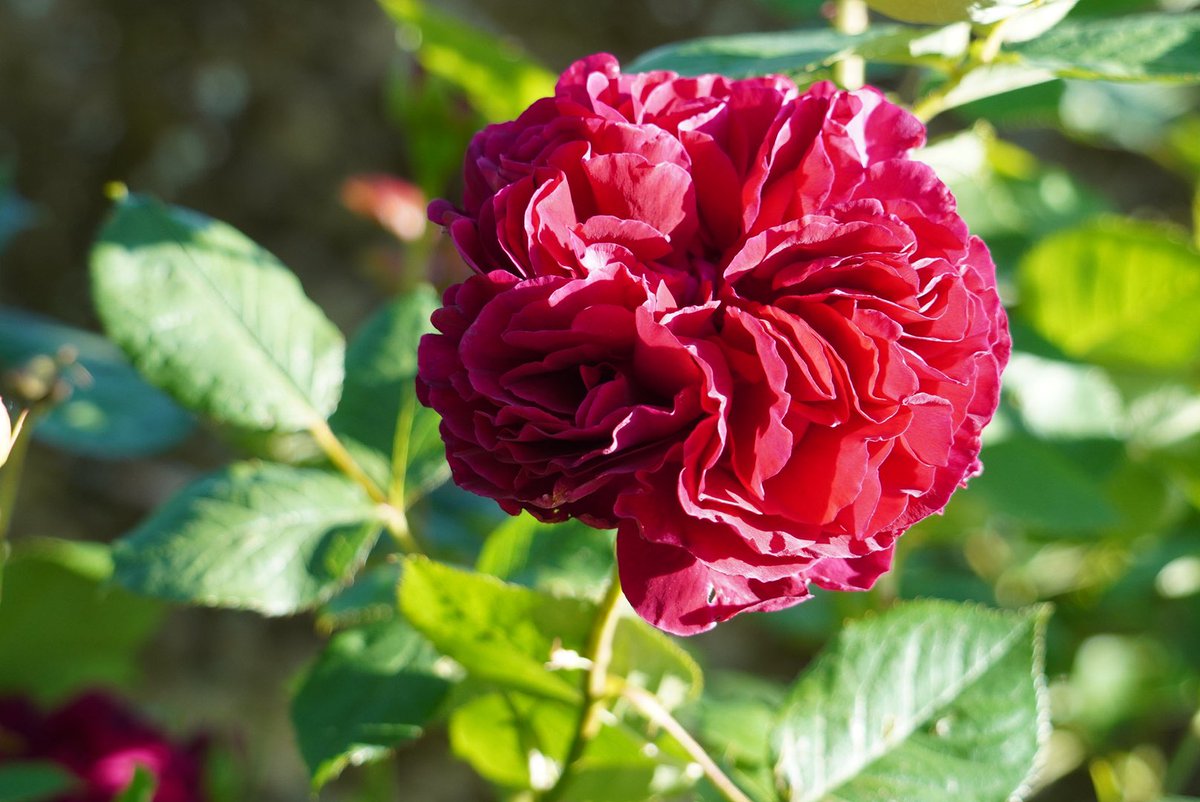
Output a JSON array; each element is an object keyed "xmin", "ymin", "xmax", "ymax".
[{"xmin": 2, "ymin": 0, "xmax": 1200, "ymax": 799}]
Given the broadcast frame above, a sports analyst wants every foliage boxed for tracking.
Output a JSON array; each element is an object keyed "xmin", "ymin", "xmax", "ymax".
[{"xmin": 2, "ymin": 1, "xmax": 1200, "ymax": 801}]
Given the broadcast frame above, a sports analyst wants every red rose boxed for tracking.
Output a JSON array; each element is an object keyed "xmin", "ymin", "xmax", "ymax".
[
  {"xmin": 418, "ymin": 54, "xmax": 1009, "ymax": 635},
  {"xmin": 0, "ymin": 692, "xmax": 206, "ymax": 802}
]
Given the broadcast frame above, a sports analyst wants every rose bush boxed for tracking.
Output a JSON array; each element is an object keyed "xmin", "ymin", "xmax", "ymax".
[
  {"xmin": 417, "ymin": 54, "xmax": 1010, "ymax": 635},
  {"xmin": 0, "ymin": 692, "xmax": 206, "ymax": 802}
]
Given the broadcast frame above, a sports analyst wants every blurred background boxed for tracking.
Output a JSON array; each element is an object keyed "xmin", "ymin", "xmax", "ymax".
[{"xmin": 2, "ymin": 0, "xmax": 1200, "ymax": 799}]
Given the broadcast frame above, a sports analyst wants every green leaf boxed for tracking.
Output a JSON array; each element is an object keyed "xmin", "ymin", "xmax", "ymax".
[
  {"xmin": 1011, "ymin": 12, "xmax": 1200, "ymax": 82},
  {"xmin": 969, "ymin": 436, "xmax": 1121, "ymax": 531},
  {"xmin": 90, "ymin": 194, "xmax": 344, "ymax": 432},
  {"xmin": 0, "ymin": 763, "xmax": 79, "ymax": 802},
  {"xmin": 0, "ymin": 306, "xmax": 194, "ymax": 458},
  {"xmin": 477, "ymin": 515, "xmax": 617, "ymax": 600},
  {"xmin": 401, "ymin": 557, "xmax": 702, "ymax": 707},
  {"xmin": 0, "ymin": 540, "xmax": 163, "ymax": 701},
  {"xmin": 629, "ymin": 25, "xmax": 969, "ymax": 77},
  {"xmin": 113, "ymin": 462, "xmax": 381, "ymax": 614},
  {"xmin": 773, "ymin": 601, "xmax": 1050, "ymax": 802},
  {"xmin": 329, "ymin": 285, "xmax": 447, "ymax": 507},
  {"xmin": 448, "ymin": 687, "xmax": 689, "ymax": 798},
  {"xmin": 113, "ymin": 766, "xmax": 156, "ymax": 802},
  {"xmin": 867, "ymin": 0, "xmax": 1037, "ymax": 25},
  {"xmin": 377, "ymin": 0, "xmax": 556, "ymax": 123},
  {"xmin": 291, "ymin": 618, "xmax": 453, "ymax": 788},
  {"xmin": 399, "ymin": 556, "xmax": 592, "ymax": 702},
  {"xmin": 1018, "ymin": 218, "xmax": 1200, "ymax": 371},
  {"xmin": 317, "ymin": 561, "xmax": 404, "ymax": 632}
]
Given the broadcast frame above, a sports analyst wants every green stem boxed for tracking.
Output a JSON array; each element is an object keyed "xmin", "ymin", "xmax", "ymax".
[
  {"xmin": 833, "ymin": 0, "xmax": 869, "ymax": 90},
  {"xmin": 544, "ymin": 566, "xmax": 625, "ymax": 801},
  {"xmin": 307, "ymin": 418, "xmax": 420, "ymax": 553},
  {"xmin": 618, "ymin": 682, "xmax": 754, "ymax": 802},
  {"xmin": 910, "ymin": 16, "xmax": 1013, "ymax": 124}
]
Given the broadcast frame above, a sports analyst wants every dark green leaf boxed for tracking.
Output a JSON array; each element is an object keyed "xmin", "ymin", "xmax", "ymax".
[
  {"xmin": 476, "ymin": 515, "xmax": 616, "ymax": 600},
  {"xmin": 330, "ymin": 286, "xmax": 447, "ymax": 507},
  {"xmin": 291, "ymin": 618, "xmax": 453, "ymax": 788},
  {"xmin": 90, "ymin": 194, "xmax": 344, "ymax": 432},
  {"xmin": 0, "ymin": 167, "xmax": 34, "ymax": 255},
  {"xmin": 0, "ymin": 306, "xmax": 193, "ymax": 458},
  {"xmin": 113, "ymin": 462, "xmax": 381, "ymax": 614},
  {"xmin": 0, "ymin": 762, "xmax": 79, "ymax": 802},
  {"xmin": 0, "ymin": 540, "xmax": 162, "ymax": 701},
  {"xmin": 377, "ymin": 0, "xmax": 556, "ymax": 123},
  {"xmin": 773, "ymin": 601, "xmax": 1050, "ymax": 802},
  {"xmin": 1011, "ymin": 12, "xmax": 1200, "ymax": 82},
  {"xmin": 317, "ymin": 561, "xmax": 404, "ymax": 632},
  {"xmin": 1018, "ymin": 218, "xmax": 1200, "ymax": 371}
]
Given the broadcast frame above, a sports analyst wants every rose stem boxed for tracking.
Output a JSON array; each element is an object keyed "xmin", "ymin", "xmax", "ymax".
[
  {"xmin": 544, "ymin": 565, "xmax": 625, "ymax": 800},
  {"xmin": 833, "ymin": 0, "xmax": 869, "ymax": 90},
  {"xmin": 910, "ymin": 16, "xmax": 1013, "ymax": 123},
  {"xmin": 307, "ymin": 417, "xmax": 421, "ymax": 554},
  {"xmin": 618, "ymin": 681, "xmax": 755, "ymax": 802}
]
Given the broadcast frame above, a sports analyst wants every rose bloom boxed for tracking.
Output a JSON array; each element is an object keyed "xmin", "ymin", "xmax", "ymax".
[
  {"xmin": 0, "ymin": 692, "xmax": 206, "ymax": 802},
  {"xmin": 418, "ymin": 54, "xmax": 1009, "ymax": 635}
]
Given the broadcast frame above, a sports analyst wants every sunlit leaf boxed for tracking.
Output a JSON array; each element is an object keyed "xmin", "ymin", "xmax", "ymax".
[
  {"xmin": 91, "ymin": 194, "xmax": 344, "ymax": 432},
  {"xmin": 377, "ymin": 0, "xmax": 556, "ymax": 123},
  {"xmin": 477, "ymin": 514, "xmax": 616, "ymax": 600},
  {"xmin": 1011, "ymin": 12, "xmax": 1200, "ymax": 82},
  {"xmin": 629, "ymin": 24, "xmax": 970, "ymax": 77},
  {"xmin": 773, "ymin": 601, "xmax": 1049, "ymax": 802},
  {"xmin": 113, "ymin": 462, "xmax": 382, "ymax": 614},
  {"xmin": 1018, "ymin": 217, "xmax": 1200, "ymax": 372}
]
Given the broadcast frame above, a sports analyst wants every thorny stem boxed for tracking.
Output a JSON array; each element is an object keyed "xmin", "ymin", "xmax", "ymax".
[
  {"xmin": 619, "ymin": 682, "xmax": 755, "ymax": 802},
  {"xmin": 544, "ymin": 566, "xmax": 626, "ymax": 800},
  {"xmin": 307, "ymin": 417, "xmax": 421, "ymax": 553},
  {"xmin": 911, "ymin": 15, "xmax": 1014, "ymax": 123},
  {"xmin": 833, "ymin": 0, "xmax": 869, "ymax": 90}
]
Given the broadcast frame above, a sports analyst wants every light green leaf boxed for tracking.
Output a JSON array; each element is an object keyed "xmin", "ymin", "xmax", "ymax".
[
  {"xmin": 401, "ymin": 557, "xmax": 701, "ymax": 707},
  {"xmin": 0, "ymin": 540, "xmax": 163, "ymax": 701},
  {"xmin": 449, "ymin": 687, "xmax": 689, "ymax": 798},
  {"xmin": 113, "ymin": 462, "xmax": 381, "ymax": 614},
  {"xmin": 1018, "ymin": 217, "xmax": 1200, "ymax": 371},
  {"xmin": 377, "ymin": 0, "xmax": 556, "ymax": 123},
  {"xmin": 113, "ymin": 766, "xmax": 156, "ymax": 802},
  {"xmin": 0, "ymin": 763, "xmax": 79, "ymax": 802},
  {"xmin": 329, "ymin": 285, "xmax": 447, "ymax": 507},
  {"xmin": 0, "ymin": 306, "xmax": 193, "ymax": 458},
  {"xmin": 629, "ymin": 25, "xmax": 968, "ymax": 77},
  {"xmin": 867, "ymin": 0, "xmax": 1036, "ymax": 25},
  {"xmin": 1011, "ymin": 12, "xmax": 1200, "ymax": 82},
  {"xmin": 291, "ymin": 618, "xmax": 453, "ymax": 788},
  {"xmin": 90, "ymin": 193, "xmax": 344, "ymax": 432},
  {"xmin": 773, "ymin": 601, "xmax": 1049, "ymax": 802},
  {"xmin": 399, "ymin": 556, "xmax": 592, "ymax": 703}
]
